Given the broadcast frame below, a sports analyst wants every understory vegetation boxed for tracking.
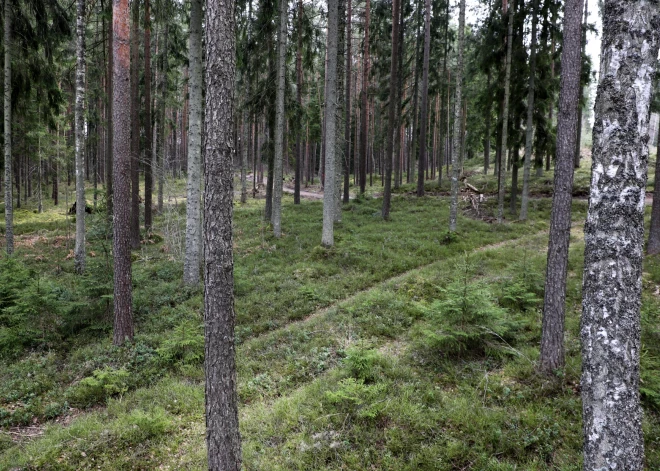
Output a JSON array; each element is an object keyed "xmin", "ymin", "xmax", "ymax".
[{"xmin": 2, "ymin": 164, "xmax": 660, "ymax": 469}]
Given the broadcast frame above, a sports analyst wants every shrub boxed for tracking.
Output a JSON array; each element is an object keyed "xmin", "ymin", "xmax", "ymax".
[{"xmin": 65, "ymin": 367, "xmax": 130, "ymax": 407}]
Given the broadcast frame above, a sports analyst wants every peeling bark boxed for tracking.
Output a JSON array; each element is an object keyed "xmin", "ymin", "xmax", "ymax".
[{"xmin": 581, "ymin": 1, "xmax": 660, "ymax": 469}]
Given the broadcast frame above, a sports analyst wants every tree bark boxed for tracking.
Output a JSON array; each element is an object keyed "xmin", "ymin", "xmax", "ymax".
[
  {"xmin": 183, "ymin": 0, "xmax": 203, "ymax": 284},
  {"xmin": 581, "ymin": 2, "xmax": 660, "ymax": 469},
  {"xmin": 519, "ymin": 0, "xmax": 538, "ymax": 220},
  {"xmin": 359, "ymin": 0, "xmax": 370, "ymax": 195},
  {"xmin": 647, "ymin": 115, "xmax": 660, "ymax": 254},
  {"xmin": 334, "ymin": 0, "xmax": 345, "ymax": 222},
  {"xmin": 112, "ymin": 0, "xmax": 134, "ymax": 346},
  {"xmin": 497, "ymin": 0, "xmax": 514, "ymax": 224},
  {"xmin": 4, "ymin": 0, "xmax": 13, "ymax": 255},
  {"xmin": 272, "ymin": 0, "xmax": 287, "ymax": 237},
  {"xmin": 321, "ymin": 0, "xmax": 339, "ymax": 245},
  {"xmin": 381, "ymin": 0, "xmax": 400, "ymax": 220},
  {"xmin": 204, "ymin": 0, "xmax": 242, "ymax": 467},
  {"xmin": 130, "ymin": 0, "xmax": 140, "ymax": 249},
  {"xmin": 417, "ymin": 0, "xmax": 431, "ymax": 197},
  {"xmin": 449, "ymin": 0, "xmax": 465, "ymax": 232},
  {"xmin": 574, "ymin": 0, "xmax": 588, "ymax": 169},
  {"xmin": 106, "ymin": 0, "xmax": 114, "ymax": 217},
  {"xmin": 75, "ymin": 0, "xmax": 87, "ymax": 274},
  {"xmin": 144, "ymin": 0, "xmax": 153, "ymax": 230},
  {"xmin": 343, "ymin": 0, "xmax": 352, "ymax": 204}
]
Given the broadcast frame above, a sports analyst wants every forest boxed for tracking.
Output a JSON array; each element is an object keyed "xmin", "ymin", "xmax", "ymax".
[{"xmin": 2, "ymin": 0, "xmax": 660, "ymax": 469}]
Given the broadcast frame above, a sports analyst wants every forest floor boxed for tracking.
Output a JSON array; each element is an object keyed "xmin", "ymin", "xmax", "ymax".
[{"xmin": 2, "ymin": 154, "xmax": 660, "ymax": 469}]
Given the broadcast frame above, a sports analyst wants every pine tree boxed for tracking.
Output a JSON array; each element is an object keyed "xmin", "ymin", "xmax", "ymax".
[
  {"xmin": 272, "ymin": 0, "xmax": 287, "ymax": 238},
  {"xmin": 204, "ymin": 0, "xmax": 242, "ymax": 466},
  {"xmin": 449, "ymin": 0, "xmax": 465, "ymax": 232},
  {"xmin": 4, "ymin": 0, "xmax": 13, "ymax": 255}
]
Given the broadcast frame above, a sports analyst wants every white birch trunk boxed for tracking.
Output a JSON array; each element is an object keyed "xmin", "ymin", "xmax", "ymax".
[
  {"xmin": 74, "ymin": 0, "xmax": 87, "ymax": 274},
  {"xmin": 581, "ymin": 1, "xmax": 660, "ymax": 469}
]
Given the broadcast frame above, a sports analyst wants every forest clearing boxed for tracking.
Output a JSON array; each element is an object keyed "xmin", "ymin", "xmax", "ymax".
[{"xmin": 3, "ymin": 0, "xmax": 660, "ymax": 469}]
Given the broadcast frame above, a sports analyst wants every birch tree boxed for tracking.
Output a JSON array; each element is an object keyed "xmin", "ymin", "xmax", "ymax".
[
  {"xmin": 581, "ymin": 1, "xmax": 660, "ymax": 468},
  {"xmin": 204, "ymin": 0, "xmax": 242, "ymax": 466},
  {"xmin": 183, "ymin": 0, "xmax": 203, "ymax": 284},
  {"xmin": 74, "ymin": 0, "xmax": 87, "ymax": 274}
]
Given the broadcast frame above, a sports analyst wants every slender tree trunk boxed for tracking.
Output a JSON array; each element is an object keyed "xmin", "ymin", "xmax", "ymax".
[
  {"xmin": 497, "ymin": 0, "xmax": 514, "ymax": 224},
  {"xmin": 183, "ymin": 0, "xmax": 203, "ymax": 284},
  {"xmin": 343, "ymin": 0, "xmax": 352, "ymax": 204},
  {"xmin": 519, "ymin": 0, "xmax": 538, "ymax": 220},
  {"xmin": 4, "ymin": 0, "xmax": 12, "ymax": 255},
  {"xmin": 130, "ymin": 0, "xmax": 140, "ymax": 248},
  {"xmin": 334, "ymin": 0, "xmax": 345, "ymax": 222},
  {"xmin": 144, "ymin": 0, "xmax": 153, "ymax": 230},
  {"xmin": 581, "ymin": 3, "xmax": 659, "ymax": 469},
  {"xmin": 158, "ymin": 22, "xmax": 168, "ymax": 214},
  {"xmin": 417, "ymin": 0, "xmax": 431, "ymax": 197},
  {"xmin": 647, "ymin": 115, "xmax": 660, "ymax": 254},
  {"xmin": 484, "ymin": 71, "xmax": 491, "ymax": 174},
  {"xmin": 75, "ymin": 0, "xmax": 87, "ymax": 274},
  {"xmin": 449, "ymin": 0, "xmax": 465, "ymax": 232},
  {"xmin": 53, "ymin": 124, "xmax": 59, "ymax": 205},
  {"xmin": 359, "ymin": 0, "xmax": 370, "ymax": 195},
  {"xmin": 112, "ymin": 0, "xmax": 134, "ymax": 345},
  {"xmin": 204, "ymin": 0, "xmax": 241, "ymax": 467},
  {"xmin": 539, "ymin": 0, "xmax": 583, "ymax": 375},
  {"xmin": 321, "ymin": 0, "xmax": 339, "ymax": 246},
  {"xmin": 272, "ymin": 0, "xmax": 287, "ymax": 237},
  {"xmin": 393, "ymin": 0, "xmax": 404, "ymax": 191},
  {"xmin": 574, "ymin": 0, "xmax": 588, "ymax": 169},
  {"xmin": 106, "ymin": 0, "xmax": 114, "ymax": 217},
  {"xmin": 295, "ymin": 0, "xmax": 303, "ymax": 204},
  {"xmin": 381, "ymin": 0, "xmax": 400, "ymax": 220},
  {"xmin": 438, "ymin": 0, "xmax": 449, "ymax": 186},
  {"xmin": 509, "ymin": 145, "xmax": 519, "ymax": 214}
]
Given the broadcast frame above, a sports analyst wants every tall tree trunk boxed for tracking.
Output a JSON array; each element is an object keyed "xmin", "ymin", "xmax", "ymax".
[
  {"xmin": 647, "ymin": 115, "xmax": 660, "ymax": 254},
  {"xmin": 449, "ymin": 0, "xmax": 465, "ymax": 232},
  {"xmin": 574, "ymin": 0, "xmax": 588, "ymax": 169},
  {"xmin": 359, "ymin": 0, "xmax": 370, "ymax": 195},
  {"xmin": 204, "ymin": 0, "xmax": 241, "ymax": 467},
  {"xmin": 417, "ymin": 0, "xmax": 431, "ymax": 197},
  {"xmin": 183, "ymin": 0, "xmax": 203, "ymax": 284},
  {"xmin": 106, "ymin": 0, "xmax": 114, "ymax": 217},
  {"xmin": 539, "ymin": 0, "xmax": 583, "ymax": 375},
  {"xmin": 519, "ymin": 0, "xmax": 538, "ymax": 220},
  {"xmin": 112, "ymin": 0, "xmax": 134, "ymax": 345},
  {"xmin": 321, "ymin": 0, "xmax": 339, "ymax": 246},
  {"xmin": 272, "ymin": 0, "xmax": 287, "ymax": 237},
  {"xmin": 130, "ymin": 0, "xmax": 140, "ymax": 248},
  {"xmin": 581, "ymin": 3, "xmax": 659, "ymax": 469},
  {"xmin": 295, "ymin": 0, "xmax": 303, "ymax": 204},
  {"xmin": 158, "ymin": 22, "xmax": 168, "ymax": 214},
  {"xmin": 393, "ymin": 0, "xmax": 404, "ymax": 190},
  {"xmin": 334, "ymin": 0, "xmax": 345, "ymax": 222},
  {"xmin": 4, "ymin": 0, "xmax": 12, "ymax": 255},
  {"xmin": 438, "ymin": 0, "xmax": 449, "ymax": 186},
  {"xmin": 497, "ymin": 0, "xmax": 514, "ymax": 224},
  {"xmin": 53, "ymin": 124, "xmax": 59, "ymax": 205},
  {"xmin": 381, "ymin": 0, "xmax": 400, "ymax": 220},
  {"xmin": 484, "ymin": 71, "xmax": 491, "ymax": 174},
  {"xmin": 75, "ymin": 0, "xmax": 87, "ymax": 274},
  {"xmin": 343, "ymin": 0, "xmax": 352, "ymax": 204},
  {"xmin": 144, "ymin": 0, "xmax": 153, "ymax": 230}
]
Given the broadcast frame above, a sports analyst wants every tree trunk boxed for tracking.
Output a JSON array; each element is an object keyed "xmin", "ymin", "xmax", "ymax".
[
  {"xmin": 359, "ymin": 0, "xmax": 370, "ymax": 195},
  {"xmin": 294, "ymin": 0, "xmax": 302, "ymax": 204},
  {"xmin": 183, "ymin": 0, "xmax": 203, "ymax": 284},
  {"xmin": 204, "ymin": 0, "xmax": 242, "ymax": 468},
  {"xmin": 449, "ymin": 0, "xmax": 465, "ymax": 232},
  {"xmin": 581, "ymin": 3, "xmax": 659, "ymax": 469},
  {"xmin": 334, "ymin": 0, "xmax": 345, "ymax": 222},
  {"xmin": 158, "ymin": 22, "xmax": 168, "ymax": 214},
  {"xmin": 647, "ymin": 115, "xmax": 660, "ymax": 254},
  {"xmin": 106, "ymin": 0, "xmax": 114, "ymax": 217},
  {"xmin": 343, "ymin": 0, "xmax": 352, "ymax": 204},
  {"xmin": 417, "ymin": 0, "xmax": 431, "ymax": 197},
  {"xmin": 75, "ymin": 0, "xmax": 87, "ymax": 274},
  {"xmin": 4, "ymin": 0, "xmax": 12, "ymax": 255},
  {"xmin": 144, "ymin": 0, "xmax": 153, "ymax": 230},
  {"xmin": 381, "ymin": 0, "xmax": 400, "ymax": 220},
  {"xmin": 497, "ymin": 0, "xmax": 514, "ymax": 224},
  {"xmin": 519, "ymin": 0, "xmax": 538, "ymax": 220},
  {"xmin": 272, "ymin": 0, "xmax": 287, "ymax": 237},
  {"xmin": 574, "ymin": 0, "xmax": 588, "ymax": 169},
  {"xmin": 112, "ymin": 0, "xmax": 134, "ymax": 346},
  {"xmin": 130, "ymin": 0, "xmax": 140, "ymax": 248},
  {"xmin": 321, "ymin": 0, "xmax": 339, "ymax": 246}
]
